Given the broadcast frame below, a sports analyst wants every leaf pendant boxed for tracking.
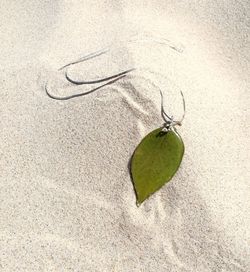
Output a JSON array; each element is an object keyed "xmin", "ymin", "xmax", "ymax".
[{"xmin": 131, "ymin": 128, "xmax": 184, "ymax": 205}]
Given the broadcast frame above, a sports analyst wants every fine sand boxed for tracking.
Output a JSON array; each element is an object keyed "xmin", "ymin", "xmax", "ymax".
[{"xmin": 0, "ymin": 1, "xmax": 249, "ymax": 271}]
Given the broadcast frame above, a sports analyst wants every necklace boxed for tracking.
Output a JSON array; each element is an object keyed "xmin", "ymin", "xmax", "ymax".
[{"xmin": 45, "ymin": 41, "xmax": 185, "ymax": 206}]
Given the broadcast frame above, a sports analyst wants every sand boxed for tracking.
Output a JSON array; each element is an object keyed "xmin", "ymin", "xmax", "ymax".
[{"xmin": 0, "ymin": 1, "xmax": 249, "ymax": 271}]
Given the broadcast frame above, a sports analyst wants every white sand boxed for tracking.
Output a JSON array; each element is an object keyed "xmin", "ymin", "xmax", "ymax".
[{"xmin": 0, "ymin": 1, "xmax": 249, "ymax": 271}]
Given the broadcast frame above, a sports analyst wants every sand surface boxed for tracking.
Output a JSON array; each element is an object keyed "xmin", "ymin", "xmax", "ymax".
[{"xmin": 0, "ymin": 1, "xmax": 249, "ymax": 271}]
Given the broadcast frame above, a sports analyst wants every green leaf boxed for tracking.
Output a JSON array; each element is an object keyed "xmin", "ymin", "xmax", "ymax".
[{"xmin": 131, "ymin": 128, "xmax": 184, "ymax": 205}]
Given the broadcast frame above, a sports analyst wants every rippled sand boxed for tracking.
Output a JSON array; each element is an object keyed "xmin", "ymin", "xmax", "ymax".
[{"xmin": 0, "ymin": 1, "xmax": 249, "ymax": 271}]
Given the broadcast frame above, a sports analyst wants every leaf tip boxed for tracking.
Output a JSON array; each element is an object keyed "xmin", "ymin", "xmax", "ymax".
[
  {"xmin": 136, "ymin": 200, "xmax": 141, "ymax": 207},
  {"xmin": 136, "ymin": 194, "xmax": 147, "ymax": 206}
]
